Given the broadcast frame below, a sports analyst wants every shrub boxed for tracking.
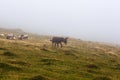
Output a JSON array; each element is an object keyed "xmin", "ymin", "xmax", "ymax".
[
  {"xmin": 0, "ymin": 62, "xmax": 22, "ymax": 71},
  {"xmin": 93, "ymin": 76, "xmax": 111, "ymax": 80},
  {"xmin": 29, "ymin": 75, "xmax": 49, "ymax": 80},
  {"xmin": 86, "ymin": 64, "xmax": 99, "ymax": 69},
  {"xmin": 3, "ymin": 51, "xmax": 16, "ymax": 56}
]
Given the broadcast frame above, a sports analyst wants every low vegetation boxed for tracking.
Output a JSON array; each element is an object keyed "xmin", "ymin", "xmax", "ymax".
[{"xmin": 0, "ymin": 28, "xmax": 120, "ymax": 80}]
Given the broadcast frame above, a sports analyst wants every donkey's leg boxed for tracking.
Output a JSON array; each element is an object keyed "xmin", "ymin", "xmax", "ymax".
[
  {"xmin": 57, "ymin": 43, "xmax": 59, "ymax": 48},
  {"xmin": 52, "ymin": 42, "xmax": 54, "ymax": 47},
  {"xmin": 55, "ymin": 43, "xmax": 57, "ymax": 48},
  {"xmin": 60, "ymin": 43, "xmax": 62, "ymax": 48}
]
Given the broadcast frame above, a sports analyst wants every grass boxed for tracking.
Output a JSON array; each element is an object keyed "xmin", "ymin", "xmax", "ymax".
[{"xmin": 0, "ymin": 34, "xmax": 120, "ymax": 80}]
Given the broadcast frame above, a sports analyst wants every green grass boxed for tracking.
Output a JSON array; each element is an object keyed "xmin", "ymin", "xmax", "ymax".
[{"xmin": 0, "ymin": 36, "xmax": 120, "ymax": 80}]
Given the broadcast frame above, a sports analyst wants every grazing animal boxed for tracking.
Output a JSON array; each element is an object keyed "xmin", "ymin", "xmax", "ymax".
[
  {"xmin": 18, "ymin": 34, "xmax": 28, "ymax": 40},
  {"xmin": 51, "ymin": 37, "xmax": 68, "ymax": 48},
  {"xmin": 0, "ymin": 34, "xmax": 5, "ymax": 38},
  {"xmin": 6, "ymin": 34, "xmax": 16, "ymax": 40}
]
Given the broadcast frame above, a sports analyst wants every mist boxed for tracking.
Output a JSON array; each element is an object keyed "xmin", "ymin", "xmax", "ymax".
[{"xmin": 0, "ymin": 0, "xmax": 120, "ymax": 44}]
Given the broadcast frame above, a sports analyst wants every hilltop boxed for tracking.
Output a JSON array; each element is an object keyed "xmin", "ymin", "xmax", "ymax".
[
  {"xmin": 0, "ymin": 28, "xmax": 120, "ymax": 80},
  {"xmin": 0, "ymin": 28, "xmax": 25, "ymax": 34}
]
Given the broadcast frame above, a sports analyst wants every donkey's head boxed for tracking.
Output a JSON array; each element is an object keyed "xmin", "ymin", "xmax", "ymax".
[{"xmin": 63, "ymin": 37, "xmax": 68, "ymax": 45}]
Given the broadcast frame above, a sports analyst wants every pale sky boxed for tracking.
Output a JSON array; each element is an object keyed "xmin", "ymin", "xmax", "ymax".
[{"xmin": 0, "ymin": 0, "xmax": 120, "ymax": 44}]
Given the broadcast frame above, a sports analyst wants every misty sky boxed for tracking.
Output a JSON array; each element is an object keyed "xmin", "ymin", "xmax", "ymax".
[{"xmin": 0, "ymin": 0, "xmax": 120, "ymax": 44}]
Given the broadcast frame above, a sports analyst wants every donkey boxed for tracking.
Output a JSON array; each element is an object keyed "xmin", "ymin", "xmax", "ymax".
[{"xmin": 51, "ymin": 37, "xmax": 68, "ymax": 48}]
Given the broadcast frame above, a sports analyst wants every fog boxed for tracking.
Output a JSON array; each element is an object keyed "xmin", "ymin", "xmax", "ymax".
[{"xmin": 0, "ymin": 0, "xmax": 120, "ymax": 44}]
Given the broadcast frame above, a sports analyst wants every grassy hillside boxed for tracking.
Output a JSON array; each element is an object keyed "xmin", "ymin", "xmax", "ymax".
[{"xmin": 0, "ymin": 29, "xmax": 120, "ymax": 80}]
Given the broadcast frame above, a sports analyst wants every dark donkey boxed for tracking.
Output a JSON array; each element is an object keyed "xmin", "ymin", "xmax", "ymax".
[{"xmin": 51, "ymin": 37, "xmax": 68, "ymax": 48}]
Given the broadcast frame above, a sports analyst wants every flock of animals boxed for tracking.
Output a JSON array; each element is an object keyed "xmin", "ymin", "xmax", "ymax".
[
  {"xmin": 0, "ymin": 33, "xmax": 68, "ymax": 48},
  {"xmin": 0, "ymin": 33, "xmax": 28, "ymax": 40}
]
